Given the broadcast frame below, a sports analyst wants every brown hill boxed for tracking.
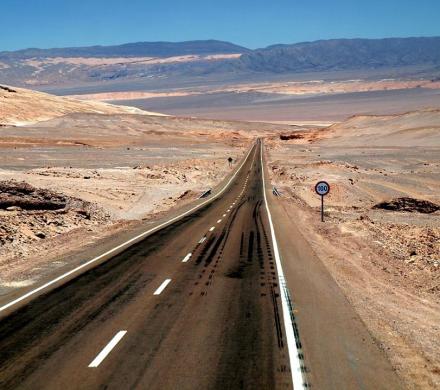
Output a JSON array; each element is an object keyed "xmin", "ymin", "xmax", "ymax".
[{"xmin": 317, "ymin": 108, "xmax": 440, "ymax": 147}]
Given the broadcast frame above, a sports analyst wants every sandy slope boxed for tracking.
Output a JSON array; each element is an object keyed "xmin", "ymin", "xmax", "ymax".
[
  {"xmin": 0, "ymin": 84, "xmax": 165, "ymax": 126},
  {"xmin": 317, "ymin": 108, "xmax": 440, "ymax": 147}
]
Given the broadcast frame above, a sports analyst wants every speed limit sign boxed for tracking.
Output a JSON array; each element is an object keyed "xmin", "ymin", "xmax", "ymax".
[
  {"xmin": 315, "ymin": 181, "xmax": 330, "ymax": 221},
  {"xmin": 315, "ymin": 181, "xmax": 330, "ymax": 196}
]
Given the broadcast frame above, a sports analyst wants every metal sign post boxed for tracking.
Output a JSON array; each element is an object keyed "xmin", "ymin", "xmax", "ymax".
[{"xmin": 315, "ymin": 181, "xmax": 330, "ymax": 222}]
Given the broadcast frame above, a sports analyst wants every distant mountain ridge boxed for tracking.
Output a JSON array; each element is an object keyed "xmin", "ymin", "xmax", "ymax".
[
  {"xmin": 0, "ymin": 40, "xmax": 250, "ymax": 59},
  {"xmin": 1, "ymin": 37, "xmax": 440, "ymax": 88},
  {"xmin": 240, "ymin": 37, "xmax": 440, "ymax": 72}
]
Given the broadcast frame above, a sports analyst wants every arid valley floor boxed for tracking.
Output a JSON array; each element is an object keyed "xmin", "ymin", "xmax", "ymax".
[{"xmin": 0, "ymin": 83, "xmax": 439, "ymax": 389}]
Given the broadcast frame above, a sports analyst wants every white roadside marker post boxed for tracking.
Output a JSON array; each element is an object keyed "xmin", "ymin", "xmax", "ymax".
[{"xmin": 315, "ymin": 181, "xmax": 330, "ymax": 222}]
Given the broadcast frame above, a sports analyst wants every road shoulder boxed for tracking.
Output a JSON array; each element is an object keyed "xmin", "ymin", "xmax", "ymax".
[{"xmin": 262, "ymin": 147, "xmax": 403, "ymax": 389}]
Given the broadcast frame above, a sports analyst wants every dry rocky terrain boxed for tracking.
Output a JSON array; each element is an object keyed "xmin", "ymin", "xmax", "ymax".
[
  {"xmin": 0, "ymin": 85, "xmax": 294, "ymax": 297},
  {"xmin": 0, "ymin": 157, "xmax": 237, "ymax": 290},
  {"xmin": 266, "ymin": 109, "xmax": 440, "ymax": 389}
]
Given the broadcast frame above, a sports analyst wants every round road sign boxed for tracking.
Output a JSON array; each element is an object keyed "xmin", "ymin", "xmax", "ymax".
[{"xmin": 315, "ymin": 181, "xmax": 330, "ymax": 196}]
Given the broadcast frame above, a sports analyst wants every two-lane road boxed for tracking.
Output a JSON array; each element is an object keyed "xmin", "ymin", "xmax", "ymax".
[
  {"xmin": 0, "ymin": 140, "xmax": 402, "ymax": 389},
  {"xmin": 0, "ymin": 141, "xmax": 300, "ymax": 389}
]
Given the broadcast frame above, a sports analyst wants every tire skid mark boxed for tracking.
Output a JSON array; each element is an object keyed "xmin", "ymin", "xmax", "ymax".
[
  {"xmin": 195, "ymin": 236, "xmax": 216, "ymax": 265},
  {"xmin": 247, "ymin": 231, "xmax": 255, "ymax": 264},
  {"xmin": 0, "ymin": 144, "xmax": 259, "ymax": 389},
  {"xmin": 260, "ymin": 139, "xmax": 309, "ymax": 388},
  {"xmin": 254, "ymin": 197, "xmax": 291, "ymax": 374},
  {"xmin": 195, "ymin": 196, "xmax": 246, "ymax": 295},
  {"xmin": 204, "ymin": 231, "xmax": 226, "ymax": 267},
  {"xmin": 258, "ymin": 201, "xmax": 285, "ymax": 349},
  {"xmin": 214, "ymin": 149, "xmax": 293, "ymax": 388},
  {"xmin": 270, "ymin": 283, "xmax": 284, "ymax": 349}
]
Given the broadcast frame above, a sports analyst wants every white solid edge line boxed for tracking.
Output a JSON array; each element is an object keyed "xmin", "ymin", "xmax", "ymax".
[
  {"xmin": 209, "ymin": 226, "xmax": 215, "ymax": 232},
  {"xmin": 88, "ymin": 330, "xmax": 127, "ymax": 368},
  {"xmin": 0, "ymin": 145, "xmax": 255, "ymax": 314},
  {"xmin": 260, "ymin": 141, "xmax": 305, "ymax": 389},
  {"xmin": 153, "ymin": 278, "xmax": 172, "ymax": 295},
  {"xmin": 182, "ymin": 253, "xmax": 192, "ymax": 263}
]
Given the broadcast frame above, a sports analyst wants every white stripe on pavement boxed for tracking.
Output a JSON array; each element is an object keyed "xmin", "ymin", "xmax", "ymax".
[
  {"xmin": 0, "ymin": 144, "xmax": 256, "ymax": 314},
  {"xmin": 260, "ymin": 141, "xmax": 306, "ymax": 389},
  {"xmin": 182, "ymin": 253, "xmax": 192, "ymax": 263},
  {"xmin": 88, "ymin": 331, "xmax": 127, "ymax": 368},
  {"xmin": 153, "ymin": 279, "xmax": 172, "ymax": 295}
]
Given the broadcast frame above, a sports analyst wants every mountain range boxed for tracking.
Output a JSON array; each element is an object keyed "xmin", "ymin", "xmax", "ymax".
[
  {"xmin": 241, "ymin": 37, "xmax": 440, "ymax": 72},
  {"xmin": 1, "ymin": 37, "xmax": 439, "ymax": 89},
  {"xmin": 0, "ymin": 40, "xmax": 249, "ymax": 60}
]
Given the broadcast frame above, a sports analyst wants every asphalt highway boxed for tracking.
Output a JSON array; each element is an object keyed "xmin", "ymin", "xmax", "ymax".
[
  {"xmin": 0, "ymin": 140, "xmax": 403, "ymax": 389},
  {"xmin": 0, "ymin": 141, "xmax": 298, "ymax": 389}
]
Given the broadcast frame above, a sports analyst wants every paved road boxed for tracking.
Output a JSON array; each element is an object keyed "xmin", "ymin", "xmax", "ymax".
[
  {"xmin": 0, "ymin": 141, "xmax": 297, "ymax": 389},
  {"xmin": 0, "ymin": 140, "xmax": 402, "ymax": 389}
]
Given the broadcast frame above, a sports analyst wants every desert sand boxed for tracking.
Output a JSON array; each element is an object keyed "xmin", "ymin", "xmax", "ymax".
[{"xmin": 0, "ymin": 84, "xmax": 163, "ymax": 126}]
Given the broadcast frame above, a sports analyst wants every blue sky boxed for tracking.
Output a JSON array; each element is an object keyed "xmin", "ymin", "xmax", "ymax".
[{"xmin": 1, "ymin": 0, "xmax": 440, "ymax": 51}]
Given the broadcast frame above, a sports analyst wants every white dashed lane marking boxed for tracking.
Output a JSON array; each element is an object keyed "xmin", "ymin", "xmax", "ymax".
[
  {"xmin": 0, "ymin": 144, "xmax": 255, "ymax": 315},
  {"xmin": 199, "ymin": 236, "xmax": 207, "ymax": 243},
  {"xmin": 153, "ymin": 279, "xmax": 172, "ymax": 295},
  {"xmin": 209, "ymin": 226, "xmax": 215, "ymax": 232},
  {"xmin": 88, "ymin": 331, "xmax": 127, "ymax": 368},
  {"xmin": 182, "ymin": 253, "xmax": 192, "ymax": 263}
]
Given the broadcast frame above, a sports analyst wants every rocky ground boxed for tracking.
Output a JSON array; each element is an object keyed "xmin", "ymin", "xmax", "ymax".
[
  {"xmin": 266, "ymin": 109, "xmax": 440, "ymax": 388},
  {"xmin": 1, "ymin": 158, "xmax": 239, "ymax": 219},
  {"xmin": 0, "ymin": 155, "xmax": 250, "ymax": 292},
  {"xmin": 0, "ymin": 145, "xmax": 250, "ymax": 292},
  {"xmin": 0, "ymin": 89, "xmax": 295, "ymax": 295},
  {"xmin": 0, "ymin": 181, "xmax": 112, "ymax": 285}
]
